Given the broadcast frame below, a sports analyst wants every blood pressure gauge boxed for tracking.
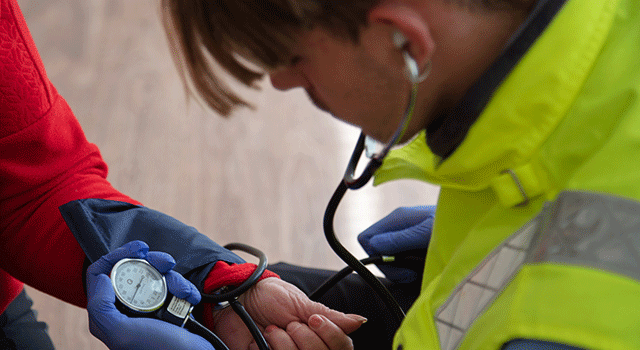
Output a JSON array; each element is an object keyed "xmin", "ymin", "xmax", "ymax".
[
  {"xmin": 111, "ymin": 258, "xmax": 167, "ymax": 313},
  {"xmin": 110, "ymin": 258, "xmax": 194, "ymax": 326}
]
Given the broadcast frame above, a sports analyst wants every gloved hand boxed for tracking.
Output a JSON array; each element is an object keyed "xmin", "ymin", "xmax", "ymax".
[
  {"xmin": 86, "ymin": 240, "xmax": 215, "ymax": 350},
  {"xmin": 358, "ymin": 206, "xmax": 436, "ymax": 284}
]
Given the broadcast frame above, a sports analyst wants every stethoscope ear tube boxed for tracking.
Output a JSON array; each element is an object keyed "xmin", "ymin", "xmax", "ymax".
[
  {"xmin": 343, "ymin": 80, "xmax": 418, "ymax": 190},
  {"xmin": 343, "ymin": 133, "xmax": 383, "ymax": 189}
]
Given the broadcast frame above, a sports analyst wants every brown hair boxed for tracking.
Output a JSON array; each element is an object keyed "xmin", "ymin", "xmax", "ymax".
[
  {"xmin": 162, "ymin": 0, "xmax": 378, "ymax": 116},
  {"xmin": 161, "ymin": 0, "xmax": 532, "ymax": 116}
]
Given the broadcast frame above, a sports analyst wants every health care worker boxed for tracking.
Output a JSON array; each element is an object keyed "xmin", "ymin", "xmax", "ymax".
[{"xmin": 162, "ymin": 0, "xmax": 640, "ymax": 349}]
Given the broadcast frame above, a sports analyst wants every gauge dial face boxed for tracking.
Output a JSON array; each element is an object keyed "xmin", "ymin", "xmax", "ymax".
[{"xmin": 110, "ymin": 258, "xmax": 167, "ymax": 313}]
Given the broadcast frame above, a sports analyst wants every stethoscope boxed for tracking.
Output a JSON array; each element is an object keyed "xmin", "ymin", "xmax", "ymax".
[
  {"xmin": 320, "ymin": 34, "xmax": 425, "ymax": 329},
  {"xmin": 110, "ymin": 243, "xmax": 271, "ymax": 350},
  {"xmin": 109, "ymin": 35, "xmax": 424, "ymax": 350}
]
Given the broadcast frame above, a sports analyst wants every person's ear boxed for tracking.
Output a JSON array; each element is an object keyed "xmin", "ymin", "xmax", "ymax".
[{"xmin": 367, "ymin": 2, "xmax": 435, "ymax": 74}]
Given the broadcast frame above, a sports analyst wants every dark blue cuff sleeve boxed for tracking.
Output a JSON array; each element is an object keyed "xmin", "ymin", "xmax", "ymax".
[
  {"xmin": 60, "ymin": 199, "xmax": 245, "ymax": 289},
  {"xmin": 502, "ymin": 339, "xmax": 586, "ymax": 350}
]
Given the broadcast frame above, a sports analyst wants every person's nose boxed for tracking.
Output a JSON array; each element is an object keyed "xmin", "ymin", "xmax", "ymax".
[{"xmin": 269, "ymin": 66, "xmax": 308, "ymax": 91}]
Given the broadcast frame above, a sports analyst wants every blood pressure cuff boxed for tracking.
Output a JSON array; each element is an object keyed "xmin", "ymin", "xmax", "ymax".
[{"xmin": 59, "ymin": 198, "xmax": 246, "ymax": 290}]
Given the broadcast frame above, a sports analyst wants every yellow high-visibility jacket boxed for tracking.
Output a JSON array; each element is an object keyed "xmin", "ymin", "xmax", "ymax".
[{"xmin": 374, "ymin": 0, "xmax": 640, "ymax": 348}]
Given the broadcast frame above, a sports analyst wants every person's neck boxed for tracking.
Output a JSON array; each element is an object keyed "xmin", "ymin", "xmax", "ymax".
[{"xmin": 422, "ymin": 0, "xmax": 564, "ymax": 159}]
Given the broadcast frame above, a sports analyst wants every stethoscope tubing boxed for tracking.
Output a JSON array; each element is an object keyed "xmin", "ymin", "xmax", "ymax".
[
  {"xmin": 191, "ymin": 55, "xmax": 421, "ymax": 349},
  {"xmin": 322, "ymin": 179, "xmax": 407, "ymax": 328},
  {"xmin": 198, "ymin": 243, "xmax": 271, "ymax": 350},
  {"xmin": 321, "ymin": 74, "xmax": 421, "ymax": 329},
  {"xmin": 308, "ymin": 256, "xmax": 386, "ymax": 301}
]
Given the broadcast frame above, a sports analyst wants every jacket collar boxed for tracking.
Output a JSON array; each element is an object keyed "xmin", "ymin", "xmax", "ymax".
[
  {"xmin": 427, "ymin": 0, "xmax": 568, "ymax": 159},
  {"xmin": 374, "ymin": 0, "xmax": 620, "ymax": 196}
]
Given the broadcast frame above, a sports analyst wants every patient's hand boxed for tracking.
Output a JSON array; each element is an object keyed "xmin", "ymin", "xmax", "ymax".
[{"xmin": 211, "ymin": 278, "xmax": 366, "ymax": 350}]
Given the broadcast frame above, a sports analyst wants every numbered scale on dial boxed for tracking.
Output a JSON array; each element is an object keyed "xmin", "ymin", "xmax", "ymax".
[{"xmin": 110, "ymin": 258, "xmax": 168, "ymax": 313}]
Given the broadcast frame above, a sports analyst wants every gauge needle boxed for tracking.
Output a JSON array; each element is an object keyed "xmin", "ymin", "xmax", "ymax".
[{"xmin": 130, "ymin": 275, "xmax": 145, "ymax": 302}]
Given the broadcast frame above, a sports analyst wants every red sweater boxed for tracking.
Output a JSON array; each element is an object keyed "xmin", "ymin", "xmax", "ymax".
[
  {"xmin": 0, "ymin": 0, "xmax": 141, "ymax": 312},
  {"xmin": 0, "ymin": 0, "xmax": 275, "ymax": 315}
]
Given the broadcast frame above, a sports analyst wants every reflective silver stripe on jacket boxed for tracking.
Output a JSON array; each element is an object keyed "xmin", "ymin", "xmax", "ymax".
[{"xmin": 435, "ymin": 191, "xmax": 640, "ymax": 350}]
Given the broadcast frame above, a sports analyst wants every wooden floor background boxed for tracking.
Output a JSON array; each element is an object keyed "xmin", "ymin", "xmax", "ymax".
[{"xmin": 17, "ymin": 0, "xmax": 439, "ymax": 348}]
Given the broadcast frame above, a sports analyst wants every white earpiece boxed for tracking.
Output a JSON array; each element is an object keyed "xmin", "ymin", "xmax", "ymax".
[
  {"xmin": 392, "ymin": 31, "xmax": 408, "ymax": 49},
  {"xmin": 393, "ymin": 30, "xmax": 430, "ymax": 84}
]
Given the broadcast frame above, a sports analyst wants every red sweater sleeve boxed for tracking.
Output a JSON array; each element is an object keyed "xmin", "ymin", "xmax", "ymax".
[
  {"xmin": 0, "ymin": 0, "xmax": 139, "ymax": 311},
  {"xmin": 201, "ymin": 261, "xmax": 279, "ymax": 329}
]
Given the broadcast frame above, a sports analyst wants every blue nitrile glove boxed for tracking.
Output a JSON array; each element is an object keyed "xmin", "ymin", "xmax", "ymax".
[
  {"xmin": 86, "ymin": 240, "xmax": 215, "ymax": 350},
  {"xmin": 358, "ymin": 206, "xmax": 435, "ymax": 284}
]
